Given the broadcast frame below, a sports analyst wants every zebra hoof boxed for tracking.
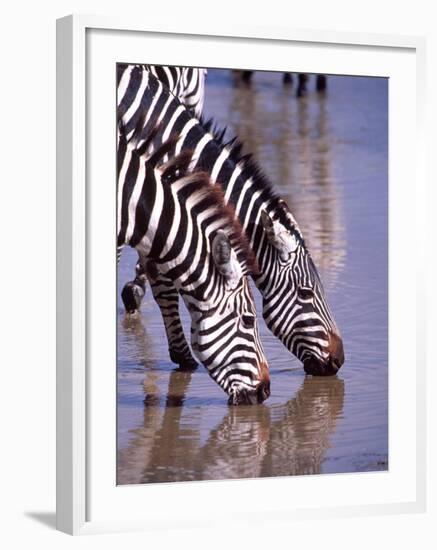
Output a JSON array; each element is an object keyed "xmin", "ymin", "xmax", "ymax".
[{"xmin": 169, "ymin": 349, "xmax": 198, "ymax": 371}]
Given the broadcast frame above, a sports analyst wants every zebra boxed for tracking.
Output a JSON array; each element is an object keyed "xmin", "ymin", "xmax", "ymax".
[
  {"xmin": 117, "ymin": 118, "xmax": 271, "ymax": 405},
  {"xmin": 118, "ymin": 63, "xmax": 344, "ymax": 377},
  {"xmin": 117, "ymin": 64, "xmax": 207, "ymax": 118},
  {"xmin": 236, "ymin": 70, "xmax": 327, "ymax": 97},
  {"xmin": 119, "ymin": 64, "xmax": 206, "ymax": 314}
]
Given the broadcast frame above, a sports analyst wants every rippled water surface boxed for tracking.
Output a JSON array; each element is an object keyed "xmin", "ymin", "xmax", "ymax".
[{"xmin": 117, "ymin": 70, "xmax": 388, "ymax": 484}]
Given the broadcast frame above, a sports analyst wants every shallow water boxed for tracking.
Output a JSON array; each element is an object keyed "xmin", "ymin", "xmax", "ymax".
[{"xmin": 117, "ymin": 70, "xmax": 388, "ymax": 484}]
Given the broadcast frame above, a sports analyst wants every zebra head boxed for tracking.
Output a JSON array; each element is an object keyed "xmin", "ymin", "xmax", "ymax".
[
  {"xmin": 258, "ymin": 202, "xmax": 344, "ymax": 376},
  {"xmin": 186, "ymin": 230, "xmax": 270, "ymax": 406}
]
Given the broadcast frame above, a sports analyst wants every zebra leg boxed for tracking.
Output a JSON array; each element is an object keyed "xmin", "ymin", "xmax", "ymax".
[
  {"xmin": 316, "ymin": 74, "xmax": 327, "ymax": 92},
  {"xmin": 241, "ymin": 70, "xmax": 254, "ymax": 83},
  {"xmin": 149, "ymin": 276, "xmax": 198, "ymax": 370},
  {"xmin": 283, "ymin": 72, "xmax": 293, "ymax": 85},
  {"xmin": 297, "ymin": 73, "xmax": 308, "ymax": 97}
]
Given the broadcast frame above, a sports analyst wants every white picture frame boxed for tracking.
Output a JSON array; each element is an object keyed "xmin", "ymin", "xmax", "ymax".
[{"xmin": 56, "ymin": 14, "xmax": 427, "ymax": 536}]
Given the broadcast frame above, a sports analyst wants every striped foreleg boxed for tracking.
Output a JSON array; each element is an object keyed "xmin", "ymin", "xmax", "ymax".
[{"xmin": 149, "ymin": 275, "xmax": 198, "ymax": 370}]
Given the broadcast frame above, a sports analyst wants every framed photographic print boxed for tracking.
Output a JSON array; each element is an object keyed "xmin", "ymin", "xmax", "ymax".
[{"xmin": 56, "ymin": 15, "xmax": 427, "ymax": 535}]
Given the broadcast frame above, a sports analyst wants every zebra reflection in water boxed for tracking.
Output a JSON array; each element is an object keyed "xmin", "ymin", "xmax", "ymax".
[
  {"xmin": 199, "ymin": 376, "xmax": 344, "ymax": 479},
  {"xmin": 117, "ymin": 316, "xmax": 345, "ymax": 484}
]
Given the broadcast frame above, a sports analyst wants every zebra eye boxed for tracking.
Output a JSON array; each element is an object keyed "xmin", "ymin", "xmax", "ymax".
[
  {"xmin": 241, "ymin": 315, "xmax": 256, "ymax": 328},
  {"xmin": 298, "ymin": 287, "xmax": 314, "ymax": 301}
]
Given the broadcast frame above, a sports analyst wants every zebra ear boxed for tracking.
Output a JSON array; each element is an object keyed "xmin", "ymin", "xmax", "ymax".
[
  {"xmin": 261, "ymin": 209, "xmax": 298, "ymax": 261},
  {"xmin": 260, "ymin": 210, "xmax": 274, "ymax": 233},
  {"xmin": 212, "ymin": 230, "xmax": 242, "ymax": 289}
]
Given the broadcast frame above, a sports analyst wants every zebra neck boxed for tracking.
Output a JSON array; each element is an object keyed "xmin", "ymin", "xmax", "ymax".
[{"xmin": 118, "ymin": 66, "xmax": 287, "ymax": 285}]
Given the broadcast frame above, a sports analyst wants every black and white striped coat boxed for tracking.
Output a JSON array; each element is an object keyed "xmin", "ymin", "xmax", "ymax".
[
  {"xmin": 117, "ymin": 121, "xmax": 270, "ymax": 405},
  {"xmin": 145, "ymin": 65, "xmax": 206, "ymax": 117},
  {"xmin": 118, "ymin": 64, "xmax": 344, "ymax": 377},
  {"xmin": 117, "ymin": 64, "xmax": 206, "ymax": 118}
]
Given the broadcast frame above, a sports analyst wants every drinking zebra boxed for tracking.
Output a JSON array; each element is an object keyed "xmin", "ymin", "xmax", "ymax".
[
  {"xmin": 117, "ymin": 118, "xmax": 270, "ymax": 405},
  {"xmin": 118, "ymin": 64, "xmax": 344, "ymax": 377}
]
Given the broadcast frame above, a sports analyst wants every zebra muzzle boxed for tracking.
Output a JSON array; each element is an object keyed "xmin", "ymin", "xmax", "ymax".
[
  {"xmin": 303, "ymin": 331, "xmax": 345, "ymax": 376},
  {"xmin": 227, "ymin": 380, "xmax": 271, "ymax": 406},
  {"xmin": 303, "ymin": 357, "xmax": 339, "ymax": 377}
]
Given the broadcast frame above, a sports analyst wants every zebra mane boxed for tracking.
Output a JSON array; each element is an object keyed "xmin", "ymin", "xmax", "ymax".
[
  {"xmin": 160, "ymin": 165, "xmax": 259, "ymax": 276},
  {"xmin": 198, "ymin": 116, "xmax": 306, "ymax": 246},
  {"xmin": 118, "ymin": 119, "xmax": 259, "ymax": 276}
]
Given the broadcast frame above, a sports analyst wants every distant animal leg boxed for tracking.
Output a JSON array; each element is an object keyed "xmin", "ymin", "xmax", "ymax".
[
  {"xmin": 297, "ymin": 73, "xmax": 308, "ymax": 98},
  {"xmin": 316, "ymin": 74, "xmax": 327, "ymax": 92}
]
